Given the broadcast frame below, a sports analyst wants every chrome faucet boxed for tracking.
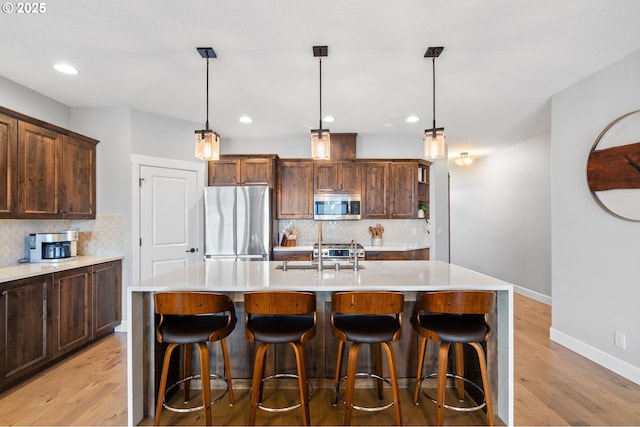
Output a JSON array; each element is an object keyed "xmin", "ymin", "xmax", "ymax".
[
  {"xmin": 317, "ymin": 223, "xmax": 323, "ymax": 271},
  {"xmin": 350, "ymin": 240, "xmax": 359, "ymax": 271}
]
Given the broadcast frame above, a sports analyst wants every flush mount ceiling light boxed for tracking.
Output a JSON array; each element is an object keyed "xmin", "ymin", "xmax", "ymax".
[
  {"xmin": 454, "ymin": 152, "xmax": 474, "ymax": 166},
  {"xmin": 194, "ymin": 47, "xmax": 220, "ymax": 161},
  {"xmin": 423, "ymin": 46, "xmax": 446, "ymax": 160},
  {"xmin": 311, "ymin": 45, "xmax": 330, "ymax": 160},
  {"xmin": 53, "ymin": 63, "xmax": 78, "ymax": 75}
]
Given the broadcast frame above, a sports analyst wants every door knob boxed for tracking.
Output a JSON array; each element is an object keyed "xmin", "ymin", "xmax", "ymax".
[{"xmin": 185, "ymin": 248, "xmax": 197, "ymax": 253}]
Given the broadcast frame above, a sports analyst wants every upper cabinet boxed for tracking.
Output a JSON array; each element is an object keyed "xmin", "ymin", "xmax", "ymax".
[
  {"xmin": 0, "ymin": 113, "xmax": 17, "ymax": 218},
  {"xmin": 208, "ymin": 155, "xmax": 277, "ymax": 187},
  {"xmin": 277, "ymin": 160, "xmax": 313, "ymax": 218},
  {"xmin": 0, "ymin": 106, "xmax": 98, "ymax": 220},
  {"xmin": 361, "ymin": 161, "xmax": 389, "ymax": 218},
  {"xmin": 313, "ymin": 161, "xmax": 362, "ymax": 194}
]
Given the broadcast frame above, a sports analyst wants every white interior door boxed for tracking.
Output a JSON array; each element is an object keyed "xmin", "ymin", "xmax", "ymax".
[{"xmin": 139, "ymin": 165, "xmax": 198, "ymax": 281}]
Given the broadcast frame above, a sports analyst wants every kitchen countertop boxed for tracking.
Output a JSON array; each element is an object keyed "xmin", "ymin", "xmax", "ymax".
[
  {"xmin": 273, "ymin": 243, "xmax": 430, "ymax": 252},
  {"xmin": 0, "ymin": 255, "xmax": 124, "ymax": 283}
]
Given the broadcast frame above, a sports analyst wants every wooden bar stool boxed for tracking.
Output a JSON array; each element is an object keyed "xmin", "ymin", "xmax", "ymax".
[
  {"xmin": 412, "ymin": 291, "xmax": 496, "ymax": 426},
  {"xmin": 244, "ymin": 291, "xmax": 316, "ymax": 426},
  {"xmin": 154, "ymin": 292, "xmax": 236, "ymax": 426},
  {"xmin": 330, "ymin": 291, "xmax": 404, "ymax": 426}
]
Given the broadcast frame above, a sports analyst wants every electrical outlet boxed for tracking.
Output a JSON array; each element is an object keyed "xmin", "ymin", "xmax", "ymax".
[{"xmin": 615, "ymin": 331, "xmax": 626, "ymax": 349}]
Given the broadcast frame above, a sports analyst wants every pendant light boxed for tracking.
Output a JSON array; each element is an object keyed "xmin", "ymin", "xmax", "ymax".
[
  {"xmin": 311, "ymin": 45, "xmax": 330, "ymax": 160},
  {"xmin": 423, "ymin": 46, "xmax": 446, "ymax": 160},
  {"xmin": 194, "ymin": 47, "xmax": 220, "ymax": 161}
]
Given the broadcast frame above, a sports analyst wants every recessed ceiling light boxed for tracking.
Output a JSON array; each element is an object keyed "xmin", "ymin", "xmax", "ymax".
[
  {"xmin": 406, "ymin": 115, "xmax": 419, "ymax": 123},
  {"xmin": 239, "ymin": 115, "xmax": 252, "ymax": 124},
  {"xmin": 323, "ymin": 115, "xmax": 335, "ymax": 123},
  {"xmin": 53, "ymin": 63, "xmax": 78, "ymax": 75}
]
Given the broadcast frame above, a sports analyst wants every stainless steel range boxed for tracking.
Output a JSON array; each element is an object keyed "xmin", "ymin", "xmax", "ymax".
[{"xmin": 312, "ymin": 242, "xmax": 365, "ymax": 262}]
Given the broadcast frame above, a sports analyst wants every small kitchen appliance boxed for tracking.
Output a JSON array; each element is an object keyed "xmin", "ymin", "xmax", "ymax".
[{"xmin": 29, "ymin": 230, "xmax": 79, "ymax": 263}]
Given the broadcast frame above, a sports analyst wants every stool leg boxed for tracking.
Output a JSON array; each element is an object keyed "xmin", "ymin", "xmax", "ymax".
[
  {"xmin": 435, "ymin": 342, "xmax": 451, "ymax": 426},
  {"xmin": 183, "ymin": 343, "xmax": 192, "ymax": 403},
  {"xmin": 373, "ymin": 343, "xmax": 384, "ymax": 400},
  {"xmin": 469, "ymin": 342, "xmax": 494, "ymax": 426},
  {"xmin": 291, "ymin": 342, "xmax": 311, "ymax": 426},
  {"xmin": 382, "ymin": 342, "xmax": 403, "ymax": 426},
  {"xmin": 249, "ymin": 343, "xmax": 269, "ymax": 426},
  {"xmin": 344, "ymin": 342, "xmax": 361, "ymax": 426},
  {"xmin": 197, "ymin": 342, "xmax": 212, "ymax": 426},
  {"xmin": 454, "ymin": 342, "xmax": 465, "ymax": 402},
  {"xmin": 220, "ymin": 338, "xmax": 235, "ymax": 405},
  {"xmin": 332, "ymin": 340, "xmax": 345, "ymax": 405},
  {"xmin": 155, "ymin": 343, "xmax": 179, "ymax": 426},
  {"xmin": 414, "ymin": 336, "xmax": 427, "ymax": 405}
]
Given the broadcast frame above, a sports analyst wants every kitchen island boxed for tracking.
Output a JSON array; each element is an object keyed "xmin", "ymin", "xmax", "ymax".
[{"xmin": 127, "ymin": 260, "xmax": 513, "ymax": 426}]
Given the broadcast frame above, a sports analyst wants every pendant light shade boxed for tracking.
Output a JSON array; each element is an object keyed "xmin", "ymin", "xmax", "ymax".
[
  {"xmin": 423, "ymin": 46, "xmax": 446, "ymax": 160},
  {"xmin": 311, "ymin": 46, "xmax": 330, "ymax": 160},
  {"xmin": 194, "ymin": 47, "xmax": 220, "ymax": 161}
]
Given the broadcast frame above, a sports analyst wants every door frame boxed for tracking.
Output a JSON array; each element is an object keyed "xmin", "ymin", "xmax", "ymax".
[{"xmin": 131, "ymin": 155, "xmax": 206, "ymax": 283}]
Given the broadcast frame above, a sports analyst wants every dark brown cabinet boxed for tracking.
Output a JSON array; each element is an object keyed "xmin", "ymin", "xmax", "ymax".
[
  {"xmin": 0, "ymin": 259, "xmax": 121, "ymax": 393},
  {"xmin": 361, "ymin": 162, "xmax": 390, "ymax": 218},
  {"xmin": 208, "ymin": 155, "xmax": 277, "ymax": 187},
  {"xmin": 0, "ymin": 113, "xmax": 17, "ymax": 218},
  {"xmin": 52, "ymin": 267, "xmax": 92, "ymax": 358},
  {"xmin": 389, "ymin": 162, "xmax": 418, "ymax": 218},
  {"xmin": 0, "ymin": 275, "xmax": 52, "ymax": 389},
  {"xmin": 61, "ymin": 134, "xmax": 96, "ymax": 219},
  {"xmin": 277, "ymin": 160, "xmax": 314, "ymax": 218},
  {"xmin": 0, "ymin": 106, "xmax": 98, "ymax": 220},
  {"xmin": 93, "ymin": 260, "xmax": 122, "ymax": 338},
  {"xmin": 313, "ymin": 161, "xmax": 362, "ymax": 194}
]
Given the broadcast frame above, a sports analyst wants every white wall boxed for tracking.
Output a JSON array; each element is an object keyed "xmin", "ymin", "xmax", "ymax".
[
  {"xmin": 0, "ymin": 75, "xmax": 70, "ymax": 128},
  {"xmin": 450, "ymin": 132, "xmax": 552, "ymax": 302},
  {"xmin": 551, "ymin": 49, "xmax": 640, "ymax": 383}
]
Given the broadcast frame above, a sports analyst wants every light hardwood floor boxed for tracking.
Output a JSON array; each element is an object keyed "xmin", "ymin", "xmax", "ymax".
[{"xmin": 1, "ymin": 294, "xmax": 639, "ymax": 425}]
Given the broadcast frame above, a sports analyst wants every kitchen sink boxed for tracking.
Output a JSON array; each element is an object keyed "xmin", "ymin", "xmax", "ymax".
[{"xmin": 275, "ymin": 262, "xmax": 363, "ymax": 271}]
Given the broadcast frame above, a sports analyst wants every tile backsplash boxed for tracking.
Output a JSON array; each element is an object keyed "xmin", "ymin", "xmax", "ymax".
[
  {"xmin": 0, "ymin": 214, "xmax": 125, "ymax": 268},
  {"xmin": 277, "ymin": 219, "xmax": 432, "ymax": 247}
]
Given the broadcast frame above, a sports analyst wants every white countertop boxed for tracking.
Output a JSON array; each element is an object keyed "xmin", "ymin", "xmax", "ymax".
[
  {"xmin": 0, "ymin": 255, "xmax": 124, "ymax": 283},
  {"xmin": 129, "ymin": 259, "xmax": 512, "ymax": 292},
  {"xmin": 273, "ymin": 243, "xmax": 430, "ymax": 252}
]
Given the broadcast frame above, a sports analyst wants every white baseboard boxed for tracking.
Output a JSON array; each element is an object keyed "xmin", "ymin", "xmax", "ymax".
[
  {"xmin": 115, "ymin": 320, "xmax": 128, "ymax": 333},
  {"xmin": 550, "ymin": 327, "xmax": 640, "ymax": 386},
  {"xmin": 514, "ymin": 285, "xmax": 551, "ymax": 305}
]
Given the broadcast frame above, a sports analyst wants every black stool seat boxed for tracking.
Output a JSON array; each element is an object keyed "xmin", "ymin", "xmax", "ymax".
[
  {"xmin": 416, "ymin": 314, "xmax": 488, "ymax": 343},
  {"xmin": 159, "ymin": 315, "xmax": 232, "ymax": 344},
  {"xmin": 332, "ymin": 314, "xmax": 401, "ymax": 343},
  {"xmin": 246, "ymin": 314, "xmax": 315, "ymax": 343}
]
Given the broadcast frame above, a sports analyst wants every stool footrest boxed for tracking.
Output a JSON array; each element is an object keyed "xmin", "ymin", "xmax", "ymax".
[
  {"xmin": 251, "ymin": 373, "xmax": 313, "ymax": 413},
  {"xmin": 418, "ymin": 372, "xmax": 486, "ymax": 412},
  {"xmin": 162, "ymin": 374, "xmax": 231, "ymax": 413},
  {"xmin": 335, "ymin": 372, "xmax": 396, "ymax": 412}
]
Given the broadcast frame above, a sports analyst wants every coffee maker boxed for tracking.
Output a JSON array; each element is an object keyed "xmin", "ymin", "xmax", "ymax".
[{"xmin": 29, "ymin": 231, "xmax": 79, "ymax": 263}]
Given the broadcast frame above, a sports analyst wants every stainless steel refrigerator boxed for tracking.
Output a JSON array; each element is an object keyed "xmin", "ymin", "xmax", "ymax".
[{"xmin": 204, "ymin": 185, "xmax": 272, "ymax": 260}]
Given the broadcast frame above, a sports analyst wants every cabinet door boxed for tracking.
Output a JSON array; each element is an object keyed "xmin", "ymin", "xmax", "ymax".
[
  {"xmin": 61, "ymin": 135, "xmax": 96, "ymax": 219},
  {"xmin": 93, "ymin": 260, "xmax": 122, "ymax": 338},
  {"xmin": 17, "ymin": 121, "xmax": 62, "ymax": 218},
  {"xmin": 337, "ymin": 162, "xmax": 362, "ymax": 193},
  {"xmin": 53, "ymin": 267, "xmax": 92, "ymax": 358},
  {"xmin": 0, "ymin": 275, "xmax": 52, "ymax": 388},
  {"xmin": 390, "ymin": 162, "xmax": 417, "ymax": 218},
  {"xmin": 241, "ymin": 158, "xmax": 274, "ymax": 186},
  {"xmin": 362, "ymin": 162, "xmax": 389, "ymax": 218},
  {"xmin": 313, "ymin": 162, "xmax": 337, "ymax": 193},
  {"xmin": 277, "ymin": 160, "xmax": 313, "ymax": 218},
  {"xmin": 0, "ymin": 113, "xmax": 17, "ymax": 218},
  {"xmin": 208, "ymin": 159, "xmax": 240, "ymax": 185}
]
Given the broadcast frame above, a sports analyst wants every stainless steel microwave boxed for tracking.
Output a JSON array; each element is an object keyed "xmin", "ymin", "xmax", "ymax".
[{"xmin": 313, "ymin": 193, "xmax": 361, "ymax": 220}]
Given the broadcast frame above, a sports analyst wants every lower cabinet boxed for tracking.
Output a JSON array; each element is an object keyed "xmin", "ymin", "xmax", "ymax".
[
  {"xmin": 0, "ymin": 275, "xmax": 52, "ymax": 390},
  {"xmin": 0, "ymin": 259, "xmax": 122, "ymax": 392}
]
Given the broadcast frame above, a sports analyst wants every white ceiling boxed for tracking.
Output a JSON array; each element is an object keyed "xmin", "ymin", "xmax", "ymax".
[{"xmin": 2, "ymin": 0, "xmax": 640, "ymax": 156}]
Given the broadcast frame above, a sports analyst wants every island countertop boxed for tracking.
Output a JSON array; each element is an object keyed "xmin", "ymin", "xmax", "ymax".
[{"xmin": 127, "ymin": 260, "xmax": 513, "ymax": 426}]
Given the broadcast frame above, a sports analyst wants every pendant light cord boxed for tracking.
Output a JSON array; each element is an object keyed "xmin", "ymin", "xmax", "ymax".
[
  {"xmin": 432, "ymin": 57, "xmax": 437, "ymax": 136},
  {"xmin": 319, "ymin": 56, "xmax": 323, "ymax": 137},
  {"xmin": 205, "ymin": 57, "xmax": 210, "ymax": 131}
]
